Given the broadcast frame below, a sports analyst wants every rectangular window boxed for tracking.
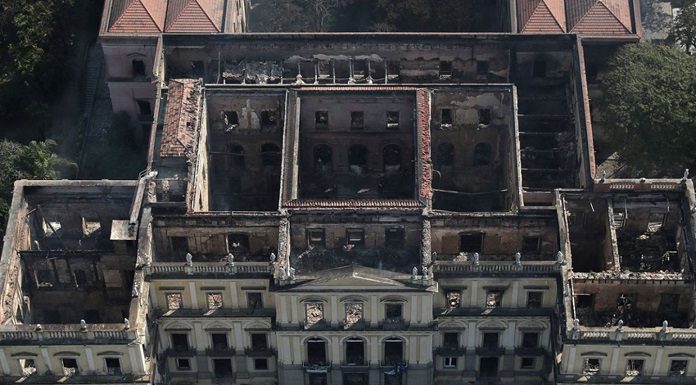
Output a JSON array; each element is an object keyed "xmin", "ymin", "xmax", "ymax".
[
  {"xmin": 19, "ymin": 359, "xmax": 36, "ymax": 376},
  {"xmin": 485, "ymin": 290, "xmax": 502, "ymax": 308},
  {"xmin": 74, "ymin": 269, "xmax": 88, "ymax": 286},
  {"xmin": 520, "ymin": 357, "xmax": 536, "ymax": 370},
  {"xmin": 521, "ymin": 332, "xmax": 539, "ymax": 348},
  {"xmin": 132, "ymin": 59, "xmax": 146, "ymax": 77},
  {"xmin": 247, "ymin": 292, "xmax": 263, "ymax": 309},
  {"xmin": 522, "ymin": 236, "xmax": 540, "ymax": 254},
  {"xmin": 476, "ymin": 60, "xmax": 489, "ymax": 76},
  {"xmin": 583, "ymin": 358, "xmax": 601, "ymax": 375},
  {"xmin": 443, "ymin": 357, "xmax": 457, "ymax": 368},
  {"xmin": 176, "ymin": 358, "xmax": 191, "ymax": 370},
  {"xmin": 575, "ymin": 294, "xmax": 594, "ymax": 309},
  {"xmin": 307, "ymin": 228, "xmax": 326, "ymax": 248},
  {"xmin": 251, "ymin": 333, "xmax": 268, "ymax": 350},
  {"xmin": 351, "ymin": 111, "xmax": 364, "ymax": 129},
  {"xmin": 526, "ymin": 292, "xmax": 543, "ymax": 308},
  {"xmin": 346, "ymin": 229, "xmax": 365, "ymax": 248},
  {"xmin": 482, "ymin": 332, "xmax": 499, "ymax": 348},
  {"xmin": 441, "ymin": 109, "xmax": 453, "ymax": 125},
  {"xmin": 315, "ymin": 111, "xmax": 329, "ymax": 130},
  {"xmin": 386, "ymin": 111, "xmax": 400, "ymax": 130},
  {"xmin": 224, "ymin": 111, "xmax": 239, "ymax": 127},
  {"xmin": 478, "ymin": 109, "xmax": 491, "ymax": 125},
  {"xmin": 211, "ymin": 333, "xmax": 228, "ymax": 350},
  {"xmin": 260, "ymin": 110, "xmax": 276, "ymax": 128},
  {"xmin": 213, "ymin": 359, "xmax": 233, "ymax": 378},
  {"xmin": 626, "ymin": 359, "xmax": 644, "ymax": 376},
  {"xmin": 385, "ymin": 303, "xmax": 403, "ymax": 319},
  {"xmin": 387, "ymin": 61, "xmax": 401, "ymax": 78},
  {"xmin": 459, "ymin": 233, "xmax": 483, "ymax": 253},
  {"xmin": 191, "ymin": 60, "xmax": 205, "ymax": 77},
  {"xmin": 670, "ymin": 360, "xmax": 688, "ymax": 376},
  {"xmin": 171, "ymin": 333, "xmax": 189, "ymax": 351},
  {"xmin": 207, "ymin": 293, "xmax": 223, "ymax": 310},
  {"xmin": 385, "ymin": 228, "xmax": 405, "ymax": 249},
  {"xmin": 443, "ymin": 332, "xmax": 459, "ymax": 348},
  {"xmin": 166, "ymin": 293, "xmax": 183, "ymax": 310},
  {"xmin": 658, "ymin": 294, "xmax": 679, "ymax": 313},
  {"xmin": 305, "ymin": 303, "xmax": 324, "ymax": 326},
  {"xmin": 439, "ymin": 61, "xmax": 453, "ymax": 77},
  {"xmin": 61, "ymin": 358, "xmax": 78, "ymax": 376},
  {"xmin": 254, "ymin": 358, "xmax": 269, "ymax": 370},
  {"xmin": 446, "ymin": 291, "xmax": 461, "ymax": 308},
  {"xmin": 344, "ymin": 303, "xmax": 364, "ymax": 326},
  {"xmin": 105, "ymin": 358, "xmax": 121, "ymax": 375},
  {"xmin": 171, "ymin": 237, "xmax": 188, "ymax": 256}
]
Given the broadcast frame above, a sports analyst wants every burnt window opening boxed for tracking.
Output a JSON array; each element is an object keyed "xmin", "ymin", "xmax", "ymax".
[
  {"xmin": 670, "ymin": 360, "xmax": 688, "ymax": 376},
  {"xmin": 351, "ymin": 111, "xmax": 364, "ymax": 129},
  {"xmin": 586, "ymin": 62, "xmax": 599, "ymax": 82},
  {"xmin": 136, "ymin": 100, "xmax": 152, "ymax": 118},
  {"xmin": 42, "ymin": 310, "xmax": 61, "ymax": 323},
  {"xmin": 480, "ymin": 357, "xmax": 499, "ymax": 377},
  {"xmin": 61, "ymin": 358, "xmax": 78, "ymax": 376},
  {"xmin": 228, "ymin": 233, "xmax": 250, "ymax": 256},
  {"xmin": 478, "ymin": 109, "xmax": 491, "ymax": 125},
  {"xmin": 171, "ymin": 236, "xmax": 188, "ymax": 257},
  {"xmin": 459, "ymin": 233, "xmax": 483, "ymax": 253},
  {"xmin": 626, "ymin": 359, "xmax": 644, "ymax": 376},
  {"xmin": 526, "ymin": 292, "xmax": 543, "ymax": 308},
  {"xmin": 473, "ymin": 142, "xmax": 492, "ymax": 166},
  {"xmin": 251, "ymin": 333, "xmax": 268, "ymax": 350},
  {"xmin": 307, "ymin": 338, "xmax": 327, "ymax": 365},
  {"xmin": 176, "ymin": 358, "xmax": 191, "ymax": 370},
  {"xmin": 344, "ymin": 303, "xmax": 364, "ymax": 326},
  {"xmin": 213, "ymin": 358, "xmax": 233, "ymax": 378},
  {"xmin": 224, "ymin": 111, "xmax": 239, "ymax": 127},
  {"xmin": 314, "ymin": 145, "xmax": 333, "ymax": 172},
  {"xmin": 659, "ymin": 294, "xmax": 679, "ymax": 313},
  {"xmin": 83, "ymin": 310, "xmax": 101, "ymax": 324},
  {"xmin": 439, "ymin": 61, "xmax": 453, "ymax": 77},
  {"xmin": 132, "ymin": 59, "xmax": 146, "ymax": 77},
  {"xmin": 476, "ymin": 60, "xmax": 489, "ymax": 76},
  {"xmin": 260, "ymin": 110, "xmax": 277, "ymax": 128},
  {"xmin": 346, "ymin": 229, "xmax": 365, "ymax": 248},
  {"xmin": 348, "ymin": 145, "xmax": 368, "ymax": 169},
  {"xmin": 345, "ymin": 338, "xmax": 365, "ymax": 365},
  {"xmin": 522, "ymin": 236, "xmax": 541, "ymax": 254},
  {"xmin": 444, "ymin": 357, "xmax": 457, "ymax": 368},
  {"xmin": 575, "ymin": 294, "xmax": 594, "ymax": 309},
  {"xmin": 254, "ymin": 358, "xmax": 268, "ymax": 370},
  {"xmin": 446, "ymin": 291, "xmax": 461, "ymax": 308},
  {"xmin": 520, "ymin": 357, "xmax": 536, "ymax": 370},
  {"xmin": 521, "ymin": 332, "xmax": 539, "ymax": 348},
  {"xmin": 440, "ymin": 109, "xmax": 453, "ymax": 126},
  {"xmin": 171, "ymin": 333, "xmax": 189, "ymax": 351},
  {"xmin": 387, "ymin": 60, "xmax": 401, "ymax": 78},
  {"xmin": 247, "ymin": 292, "xmax": 263, "ymax": 309},
  {"xmin": 385, "ymin": 228, "xmax": 405, "ymax": 249},
  {"xmin": 207, "ymin": 292, "xmax": 223, "ymax": 310},
  {"xmin": 315, "ymin": 111, "xmax": 329, "ymax": 130},
  {"xmin": 385, "ymin": 303, "xmax": 403, "ymax": 320},
  {"xmin": 307, "ymin": 229, "xmax": 326, "ymax": 248},
  {"xmin": 436, "ymin": 143, "xmax": 454, "ymax": 168},
  {"xmin": 583, "ymin": 358, "xmax": 601, "ymax": 375},
  {"xmin": 443, "ymin": 332, "xmax": 459, "ymax": 348},
  {"xmin": 353, "ymin": 60, "xmax": 368, "ymax": 79},
  {"xmin": 105, "ymin": 358, "xmax": 121, "ymax": 375},
  {"xmin": 73, "ymin": 269, "xmax": 88, "ymax": 286},
  {"xmin": 19, "ymin": 359, "xmax": 36, "ymax": 376},
  {"xmin": 166, "ymin": 293, "xmax": 183, "ymax": 310},
  {"xmin": 482, "ymin": 332, "xmax": 499, "ymax": 348},
  {"xmin": 211, "ymin": 333, "xmax": 229, "ymax": 350},
  {"xmin": 305, "ymin": 302, "xmax": 325, "ymax": 326},
  {"xmin": 386, "ymin": 111, "xmax": 400, "ymax": 130},
  {"xmin": 485, "ymin": 290, "xmax": 503, "ymax": 308},
  {"xmin": 383, "ymin": 144, "xmax": 401, "ymax": 169},
  {"xmin": 533, "ymin": 59, "xmax": 547, "ymax": 78},
  {"xmin": 261, "ymin": 143, "xmax": 281, "ymax": 166},
  {"xmin": 227, "ymin": 143, "xmax": 245, "ymax": 167},
  {"xmin": 191, "ymin": 60, "xmax": 205, "ymax": 78},
  {"xmin": 383, "ymin": 338, "xmax": 404, "ymax": 365}
]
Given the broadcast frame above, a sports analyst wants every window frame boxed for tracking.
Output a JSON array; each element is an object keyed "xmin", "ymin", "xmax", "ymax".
[{"xmin": 443, "ymin": 356, "xmax": 457, "ymax": 368}]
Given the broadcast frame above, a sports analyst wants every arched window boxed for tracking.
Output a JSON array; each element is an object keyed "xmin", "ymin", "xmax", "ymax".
[
  {"xmin": 313, "ymin": 145, "xmax": 333, "ymax": 172},
  {"xmin": 306, "ymin": 337, "xmax": 327, "ymax": 365},
  {"xmin": 227, "ymin": 143, "xmax": 245, "ymax": 167},
  {"xmin": 383, "ymin": 145, "xmax": 401, "ymax": 168},
  {"xmin": 349, "ymin": 145, "xmax": 368, "ymax": 167},
  {"xmin": 261, "ymin": 143, "xmax": 280, "ymax": 166},
  {"xmin": 345, "ymin": 337, "xmax": 366, "ymax": 366},
  {"xmin": 473, "ymin": 143, "xmax": 492, "ymax": 166},
  {"xmin": 436, "ymin": 143, "xmax": 454, "ymax": 167},
  {"xmin": 383, "ymin": 337, "xmax": 404, "ymax": 366}
]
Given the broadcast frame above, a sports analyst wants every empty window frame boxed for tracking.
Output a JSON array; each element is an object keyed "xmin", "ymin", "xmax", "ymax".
[
  {"xmin": 213, "ymin": 358, "xmax": 233, "ymax": 378},
  {"xmin": 74, "ymin": 269, "xmax": 88, "ymax": 286},
  {"xmin": 669, "ymin": 360, "xmax": 688, "ymax": 376},
  {"xmin": 346, "ymin": 229, "xmax": 365, "ymax": 248},
  {"xmin": 575, "ymin": 294, "xmax": 594, "ymax": 309},
  {"xmin": 19, "ymin": 358, "xmax": 36, "ymax": 376},
  {"xmin": 440, "ymin": 109, "xmax": 453, "ymax": 126},
  {"xmin": 478, "ymin": 109, "xmax": 491, "ymax": 126},
  {"xmin": 166, "ymin": 293, "xmax": 183, "ymax": 310},
  {"xmin": 132, "ymin": 59, "xmax": 146, "ymax": 77},
  {"xmin": 315, "ymin": 111, "xmax": 329, "ymax": 130},
  {"xmin": 307, "ymin": 228, "xmax": 326, "ymax": 248},
  {"xmin": 521, "ymin": 332, "xmax": 539, "ymax": 348},
  {"xmin": 260, "ymin": 110, "xmax": 277, "ymax": 128},
  {"xmin": 625, "ymin": 359, "xmax": 644, "ymax": 376},
  {"xmin": 443, "ymin": 356, "xmax": 457, "ymax": 368},
  {"xmin": 439, "ymin": 61, "xmax": 453, "ymax": 77},
  {"xmin": 383, "ymin": 144, "xmax": 401, "ymax": 168},
  {"xmin": 436, "ymin": 142, "xmax": 455, "ymax": 168},
  {"xmin": 224, "ymin": 111, "xmax": 239, "ymax": 127},
  {"xmin": 520, "ymin": 357, "xmax": 536, "ymax": 370},
  {"xmin": 247, "ymin": 292, "xmax": 263, "ymax": 309},
  {"xmin": 305, "ymin": 302, "xmax": 324, "ymax": 326},
  {"xmin": 61, "ymin": 358, "xmax": 78, "ymax": 376},
  {"xmin": 176, "ymin": 358, "xmax": 191, "ymax": 370},
  {"xmin": 227, "ymin": 143, "xmax": 245, "ymax": 167},
  {"xmin": 385, "ymin": 303, "xmax": 403, "ymax": 320},
  {"xmin": 479, "ymin": 357, "xmax": 499, "ymax": 377},
  {"xmin": 485, "ymin": 290, "xmax": 503, "ymax": 308},
  {"xmin": 254, "ymin": 358, "xmax": 269, "ymax": 370},
  {"xmin": 344, "ymin": 302, "xmax": 364, "ymax": 326},
  {"xmin": 482, "ymin": 332, "xmax": 499, "ymax": 348},
  {"xmin": 385, "ymin": 228, "xmax": 405, "ymax": 249},
  {"xmin": 446, "ymin": 291, "xmax": 461, "ymax": 308},
  {"xmin": 170, "ymin": 236, "xmax": 189, "ymax": 256},
  {"xmin": 211, "ymin": 333, "xmax": 229, "ymax": 350},
  {"xmin": 261, "ymin": 143, "xmax": 281, "ymax": 166},
  {"xmin": 251, "ymin": 333, "xmax": 268, "ymax": 350},
  {"xmin": 386, "ymin": 111, "xmax": 400, "ymax": 130},
  {"xmin": 207, "ymin": 293, "xmax": 223, "ymax": 310},
  {"xmin": 526, "ymin": 292, "xmax": 543, "ymax": 308},
  {"xmin": 583, "ymin": 358, "xmax": 601, "ymax": 375},
  {"xmin": 105, "ymin": 358, "xmax": 121, "ymax": 375},
  {"xmin": 383, "ymin": 338, "xmax": 404, "ymax": 365},
  {"xmin": 522, "ymin": 236, "xmax": 541, "ymax": 254},
  {"xmin": 171, "ymin": 333, "xmax": 189, "ymax": 351},
  {"xmin": 351, "ymin": 111, "xmax": 364, "ymax": 129},
  {"xmin": 658, "ymin": 294, "xmax": 679, "ymax": 313},
  {"xmin": 443, "ymin": 332, "xmax": 459, "ymax": 348},
  {"xmin": 473, "ymin": 142, "xmax": 492, "ymax": 166}
]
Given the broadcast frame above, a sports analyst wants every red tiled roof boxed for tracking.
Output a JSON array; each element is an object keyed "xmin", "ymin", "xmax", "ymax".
[
  {"xmin": 160, "ymin": 79, "xmax": 202, "ymax": 158},
  {"xmin": 108, "ymin": 0, "xmax": 165, "ymax": 34},
  {"xmin": 519, "ymin": 0, "xmax": 566, "ymax": 33},
  {"xmin": 283, "ymin": 199, "xmax": 423, "ymax": 208},
  {"xmin": 165, "ymin": 0, "xmax": 223, "ymax": 32},
  {"xmin": 567, "ymin": 0, "xmax": 633, "ymax": 34}
]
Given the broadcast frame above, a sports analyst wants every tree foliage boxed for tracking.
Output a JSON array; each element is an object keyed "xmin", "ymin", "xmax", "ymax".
[
  {"xmin": 602, "ymin": 43, "xmax": 696, "ymax": 175},
  {"xmin": 668, "ymin": 0, "xmax": 696, "ymax": 54},
  {"xmin": 0, "ymin": 140, "xmax": 69, "ymax": 235}
]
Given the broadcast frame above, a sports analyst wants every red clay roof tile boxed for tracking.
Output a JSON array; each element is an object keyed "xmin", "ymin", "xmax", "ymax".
[
  {"xmin": 108, "ymin": 0, "xmax": 166, "ymax": 34},
  {"xmin": 165, "ymin": 0, "xmax": 223, "ymax": 32},
  {"xmin": 567, "ymin": 0, "xmax": 633, "ymax": 35},
  {"xmin": 519, "ymin": 0, "xmax": 566, "ymax": 33},
  {"xmin": 160, "ymin": 79, "xmax": 202, "ymax": 158}
]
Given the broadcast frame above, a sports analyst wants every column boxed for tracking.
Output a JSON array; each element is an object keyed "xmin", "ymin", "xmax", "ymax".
[
  {"xmin": 0, "ymin": 349, "xmax": 10, "ymax": 375},
  {"xmin": 84, "ymin": 347, "xmax": 96, "ymax": 373},
  {"xmin": 128, "ymin": 345, "xmax": 146, "ymax": 375},
  {"xmin": 188, "ymin": 282, "xmax": 198, "ymax": 308},
  {"xmin": 229, "ymin": 282, "xmax": 239, "ymax": 307}
]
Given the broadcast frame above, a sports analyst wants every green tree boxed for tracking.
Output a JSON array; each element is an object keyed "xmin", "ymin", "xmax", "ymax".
[
  {"xmin": 0, "ymin": 140, "xmax": 69, "ymax": 235},
  {"xmin": 668, "ymin": 0, "xmax": 696, "ymax": 54},
  {"xmin": 602, "ymin": 43, "xmax": 696, "ymax": 175}
]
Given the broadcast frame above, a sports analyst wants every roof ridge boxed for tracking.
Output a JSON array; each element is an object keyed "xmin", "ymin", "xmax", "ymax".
[
  {"xmin": 140, "ymin": 0, "xmax": 166, "ymax": 30},
  {"xmin": 540, "ymin": 0, "xmax": 563, "ymax": 31},
  {"xmin": 597, "ymin": 0, "xmax": 631, "ymax": 30},
  {"xmin": 521, "ymin": 0, "xmax": 544, "ymax": 30},
  {"xmin": 569, "ymin": 0, "xmax": 599, "ymax": 30},
  {"xmin": 134, "ymin": 0, "xmax": 161, "ymax": 31},
  {"xmin": 194, "ymin": 0, "xmax": 220, "ymax": 30},
  {"xmin": 109, "ymin": 0, "xmax": 137, "ymax": 27},
  {"xmin": 571, "ymin": 0, "xmax": 631, "ymax": 33}
]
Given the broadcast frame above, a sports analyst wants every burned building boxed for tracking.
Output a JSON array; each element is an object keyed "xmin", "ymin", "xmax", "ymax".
[{"xmin": 2, "ymin": 1, "xmax": 696, "ymax": 385}]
